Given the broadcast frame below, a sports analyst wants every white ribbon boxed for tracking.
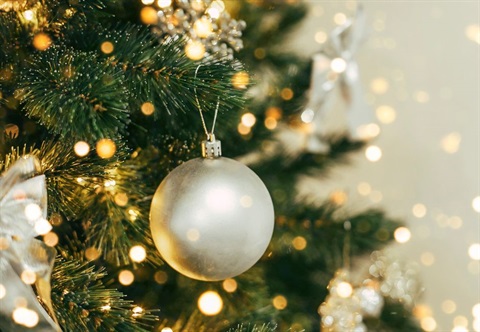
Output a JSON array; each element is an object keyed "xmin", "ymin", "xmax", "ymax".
[
  {"xmin": 0, "ymin": 156, "xmax": 61, "ymax": 331},
  {"xmin": 303, "ymin": 5, "xmax": 375, "ymax": 149}
]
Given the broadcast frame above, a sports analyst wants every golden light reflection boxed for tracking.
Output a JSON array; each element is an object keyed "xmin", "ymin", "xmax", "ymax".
[
  {"xmin": 441, "ymin": 300, "xmax": 457, "ymax": 314},
  {"xmin": 140, "ymin": 7, "xmax": 158, "ymax": 25},
  {"xmin": 241, "ymin": 113, "xmax": 256, "ymax": 127},
  {"xmin": 129, "ymin": 245, "xmax": 147, "ymax": 263},
  {"xmin": 74, "ymin": 141, "xmax": 90, "ymax": 157},
  {"xmin": 468, "ymin": 243, "xmax": 480, "ymax": 260},
  {"xmin": 185, "ymin": 40, "xmax": 205, "ymax": 60},
  {"xmin": 222, "ymin": 278, "xmax": 238, "ymax": 293},
  {"xmin": 365, "ymin": 145, "xmax": 382, "ymax": 162},
  {"xmin": 394, "ymin": 227, "xmax": 411, "ymax": 243},
  {"xmin": 280, "ymin": 88, "xmax": 294, "ymax": 101},
  {"xmin": 292, "ymin": 236, "xmax": 307, "ymax": 250},
  {"xmin": 420, "ymin": 317, "xmax": 437, "ymax": 331},
  {"xmin": 33, "ymin": 33, "xmax": 52, "ymax": 51},
  {"xmin": 96, "ymin": 138, "xmax": 116, "ymax": 159},
  {"xmin": 198, "ymin": 291, "xmax": 223, "ymax": 316},
  {"xmin": 119, "ymin": 270, "xmax": 135, "ymax": 286},
  {"xmin": 441, "ymin": 132, "xmax": 461, "ymax": 154},
  {"xmin": 357, "ymin": 182, "xmax": 372, "ymax": 196},
  {"xmin": 376, "ymin": 105, "xmax": 396, "ymax": 124},
  {"xmin": 272, "ymin": 295, "xmax": 288, "ymax": 310},
  {"xmin": 100, "ymin": 41, "xmax": 114, "ymax": 54},
  {"xmin": 43, "ymin": 232, "xmax": 59, "ymax": 247},
  {"xmin": 412, "ymin": 203, "xmax": 427, "ymax": 218}
]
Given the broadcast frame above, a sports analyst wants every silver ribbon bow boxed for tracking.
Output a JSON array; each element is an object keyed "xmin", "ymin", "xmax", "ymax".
[
  {"xmin": 0, "ymin": 156, "xmax": 61, "ymax": 331},
  {"xmin": 302, "ymin": 6, "xmax": 374, "ymax": 152}
]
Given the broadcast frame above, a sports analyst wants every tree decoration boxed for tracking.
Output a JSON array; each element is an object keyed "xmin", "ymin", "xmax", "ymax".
[
  {"xmin": 0, "ymin": 156, "xmax": 60, "ymax": 331},
  {"xmin": 144, "ymin": 0, "xmax": 246, "ymax": 60},
  {"xmin": 0, "ymin": 0, "xmax": 34, "ymax": 12},
  {"xmin": 300, "ymin": 5, "xmax": 375, "ymax": 152},
  {"xmin": 150, "ymin": 69, "xmax": 274, "ymax": 281}
]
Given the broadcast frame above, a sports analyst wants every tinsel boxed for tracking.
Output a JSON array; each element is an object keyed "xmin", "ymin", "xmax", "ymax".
[{"xmin": 147, "ymin": 0, "xmax": 245, "ymax": 59}]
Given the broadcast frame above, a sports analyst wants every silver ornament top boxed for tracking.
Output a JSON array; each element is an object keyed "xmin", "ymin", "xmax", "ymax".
[{"xmin": 201, "ymin": 134, "xmax": 222, "ymax": 158}]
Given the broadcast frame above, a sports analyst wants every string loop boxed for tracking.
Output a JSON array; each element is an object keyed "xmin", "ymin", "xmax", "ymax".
[{"xmin": 194, "ymin": 65, "xmax": 220, "ymax": 140}]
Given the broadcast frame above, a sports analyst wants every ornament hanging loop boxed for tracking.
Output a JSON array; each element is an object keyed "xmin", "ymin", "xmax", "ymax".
[{"xmin": 194, "ymin": 65, "xmax": 222, "ymax": 158}]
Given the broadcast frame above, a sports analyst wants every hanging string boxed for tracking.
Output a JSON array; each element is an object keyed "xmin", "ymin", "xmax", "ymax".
[
  {"xmin": 343, "ymin": 220, "xmax": 351, "ymax": 270},
  {"xmin": 194, "ymin": 65, "xmax": 220, "ymax": 139}
]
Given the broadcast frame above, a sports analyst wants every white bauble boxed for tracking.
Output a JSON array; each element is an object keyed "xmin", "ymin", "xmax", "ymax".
[{"xmin": 150, "ymin": 156, "xmax": 274, "ymax": 281}]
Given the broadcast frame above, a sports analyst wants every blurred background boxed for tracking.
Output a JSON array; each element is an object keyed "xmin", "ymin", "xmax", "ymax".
[{"xmin": 289, "ymin": 1, "xmax": 479, "ymax": 331}]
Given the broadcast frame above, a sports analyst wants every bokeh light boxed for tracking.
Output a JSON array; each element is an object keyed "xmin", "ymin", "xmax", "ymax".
[
  {"xmin": 119, "ymin": 270, "xmax": 135, "ymax": 286},
  {"xmin": 185, "ymin": 40, "xmax": 205, "ymax": 60},
  {"xmin": 198, "ymin": 291, "xmax": 223, "ymax": 316},
  {"xmin": 74, "ymin": 141, "xmax": 90, "ymax": 157},
  {"xmin": 365, "ymin": 145, "xmax": 382, "ymax": 162},
  {"xmin": 272, "ymin": 295, "xmax": 288, "ymax": 310},
  {"xmin": 412, "ymin": 203, "xmax": 427, "ymax": 218},
  {"xmin": 376, "ymin": 105, "xmax": 396, "ymax": 124},
  {"xmin": 129, "ymin": 245, "xmax": 147, "ymax": 263},
  {"xmin": 394, "ymin": 227, "xmax": 411, "ymax": 243},
  {"xmin": 33, "ymin": 33, "xmax": 52, "ymax": 51},
  {"xmin": 469, "ymin": 243, "xmax": 480, "ymax": 260},
  {"xmin": 96, "ymin": 138, "xmax": 116, "ymax": 159},
  {"xmin": 336, "ymin": 282, "xmax": 353, "ymax": 298},
  {"xmin": 222, "ymin": 278, "xmax": 238, "ymax": 293}
]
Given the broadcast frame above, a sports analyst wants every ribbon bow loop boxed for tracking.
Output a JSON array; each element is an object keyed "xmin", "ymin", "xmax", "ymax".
[{"xmin": 0, "ymin": 155, "xmax": 61, "ymax": 332}]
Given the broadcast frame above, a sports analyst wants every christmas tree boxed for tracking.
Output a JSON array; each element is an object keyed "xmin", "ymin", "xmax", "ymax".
[{"xmin": 0, "ymin": 1, "xmax": 422, "ymax": 331}]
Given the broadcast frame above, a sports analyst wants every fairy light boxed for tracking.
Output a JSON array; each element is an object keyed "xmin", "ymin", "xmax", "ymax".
[
  {"xmin": 74, "ymin": 141, "xmax": 90, "ymax": 157},
  {"xmin": 132, "ymin": 306, "xmax": 144, "ymax": 318},
  {"xmin": 454, "ymin": 316, "xmax": 468, "ymax": 327},
  {"xmin": 43, "ymin": 232, "xmax": 59, "ymax": 247},
  {"xmin": 376, "ymin": 105, "xmax": 396, "ymax": 124},
  {"xmin": 100, "ymin": 41, "xmax": 114, "ymax": 54},
  {"xmin": 141, "ymin": 102, "xmax": 155, "ymax": 116},
  {"xmin": 414, "ymin": 90, "xmax": 430, "ymax": 103},
  {"xmin": 330, "ymin": 190, "xmax": 347, "ymax": 205},
  {"xmin": 473, "ymin": 196, "xmax": 480, "ymax": 213},
  {"xmin": 96, "ymin": 138, "xmax": 116, "ymax": 159},
  {"xmin": 222, "ymin": 278, "xmax": 238, "ymax": 293},
  {"xmin": 206, "ymin": 0, "xmax": 225, "ymax": 19},
  {"xmin": 370, "ymin": 78, "xmax": 389, "ymax": 94},
  {"xmin": 21, "ymin": 270, "xmax": 36, "ymax": 285},
  {"xmin": 25, "ymin": 203, "xmax": 42, "ymax": 222},
  {"xmin": 33, "ymin": 33, "xmax": 52, "ymax": 51},
  {"xmin": 114, "ymin": 192, "xmax": 129, "ymax": 206},
  {"xmin": 465, "ymin": 24, "xmax": 480, "ymax": 44},
  {"xmin": 356, "ymin": 123, "xmax": 380, "ymax": 140},
  {"xmin": 357, "ymin": 182, "xmax": 372, "ymax": 196},
  {"xmin": 333, "ymin": 12, "xmax": 347, "ymax": 25},
  {"xmin": 241, "ymin": 113, "xmax": 256, "ymax": 127},
  {"xmin": 119, "ymin": 270, "xmax": 135, "ymax": 286},
  {"xmin": 194, "ymin": 17, "xmax": 213, "ymax": 38},
  {"xmin": 13, "ymin": 307, "xmax": 39, "ymax": 328},
  {"xmin": 441, "ymin": 300, "xmax": 457, "ymax": 314},
  {"xmin": 141, "ymin": 0, "xmax": 155, "ymax": 4},
  {"xmin": 441, "ymin": 132, "xmax": 461, "ymax": 154},
  {"xmin": 23, "ymin": 10, "xmax": 34, "ymax": 21},
  {"xmin": 35, "ymin": 218, "xmax": 52, "ymax": 235},
  {"xmin": 140, "ymin": 7, "xmax": 158, "ymax": 25},
  {"xmin": 330, "ymin": 58, "xmax": 347, "ymax": 73},
  {"xmin": 365, "ymin": 145, "xmax": 382, "ymax": 162},
  {"xmin": 237, "ymin": 123, "xmax": 251, "ymax": 135},
  {"xmin": 315, "ymin": 31, "xmax": 327, "ymax": 44},
  {"xmin": 420, "ymin": 317, "xmax": 437, "ymax": 331},
  {"xmin": 0, "ymin": 284, "xmax": 5, "ymax": 299},
  {"xmin": 85, "ymin": 247, "xmax": 101, "ymax": 261},
  {"xmin": 420, "ymin": 252, "xmax": 435, "ymax": 266},
  {"xmin": 292, "ymin": 236, "xmax": 307, "ymax": 250},
  {"xmin": 161, "ymin": 328, "xmax": 173, "ymax": 332},
  {"xmin": 394, "ymin": 227, "xmax": 411, "ymax": 243},
  {"xmin": 468, "ymin": 243, "xmax": 480, "ymax": 260},
  {"xmin": 158, "ymin": 0, "xmax": 172, "ymax": 8},
  {"xmin": 185, "ymin": 40, "xmax": 205, "ymax": 60},
  {"xmin": 280, "ymin": 88, "xmax": 294, "ymax": 100},
  {"xmin": 412, "ymin": 203, "xmax": 427, "ymax": 218},
  {"xmin": 154, "ymin": 271, "xmax": 168, "ymax": 284},
  {"xmin": 232, "ymin": 72, "xmax": 249, "ymax": 89},
  {"xmin": 104, "ymin": 180, "xmax": 116, "ymax": 188},
  {"xmin": 198, "ymin": 291, "xmax": 223, "ymax": 316},
  {"xmin": 473, "ymin": 303, "xmax": 480, "ymax": 317},
  {"xmin": 336, "ymin": 282, "xmax": 353, "ymax": 298},
  {"xmin": 101, "ymin": 304, "xmax": 111, "ymax": 311},
  {"xmin": 129, "ymin": 245, "xmax": 147, "ymax": 263},
  {"xmin": 264, "ymin": 117, "xmax": 277, "ymax": 130},
  {"xmin": 272, "ymin": 295, "xmax": 288, "ymax": 310}
]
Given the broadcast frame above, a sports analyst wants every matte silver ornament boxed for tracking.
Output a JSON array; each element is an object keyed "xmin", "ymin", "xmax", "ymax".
[{"xmin": 150, "ymin": 154, "xmax": 274, "ymax": 281}]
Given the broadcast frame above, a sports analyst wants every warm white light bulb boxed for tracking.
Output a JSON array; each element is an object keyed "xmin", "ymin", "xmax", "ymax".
[{"xmin": 198, "ymin": 291, "xmax": 223, "ymax": 316}]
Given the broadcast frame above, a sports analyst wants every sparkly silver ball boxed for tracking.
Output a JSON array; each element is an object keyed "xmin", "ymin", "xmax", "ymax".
[{"xmin": 150, "ymin": 157, "xmax": 274, "ymax": 281}]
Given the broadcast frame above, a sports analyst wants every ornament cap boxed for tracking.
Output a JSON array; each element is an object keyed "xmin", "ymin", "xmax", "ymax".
[{"xmin": 202, "ymin": 134, "xmax": 222, "ymax": 158}]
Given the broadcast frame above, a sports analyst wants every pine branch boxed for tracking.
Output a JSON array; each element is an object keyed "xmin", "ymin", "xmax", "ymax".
[
  {"xmin": 19, "ymin": 46, "xmax": 130, "ymax": 142},
  {"xmin": 51, "ymin": 252, "xmax": 158, "ymax": 332}
]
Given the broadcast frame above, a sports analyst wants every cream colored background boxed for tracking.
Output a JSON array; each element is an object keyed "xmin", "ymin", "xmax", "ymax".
[{"xmin": 289, "ymin": 1, "xmax": 479, "ymax": 331}]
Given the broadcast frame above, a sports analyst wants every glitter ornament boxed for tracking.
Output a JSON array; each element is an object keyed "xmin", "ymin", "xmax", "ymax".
[
  {"xmin": 150, "ymin": 135, "xmax": 274, "ymax": 281},
  {"xmin": 146, "ymin": 0, "xmax": 246, "ymax": 60}
]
